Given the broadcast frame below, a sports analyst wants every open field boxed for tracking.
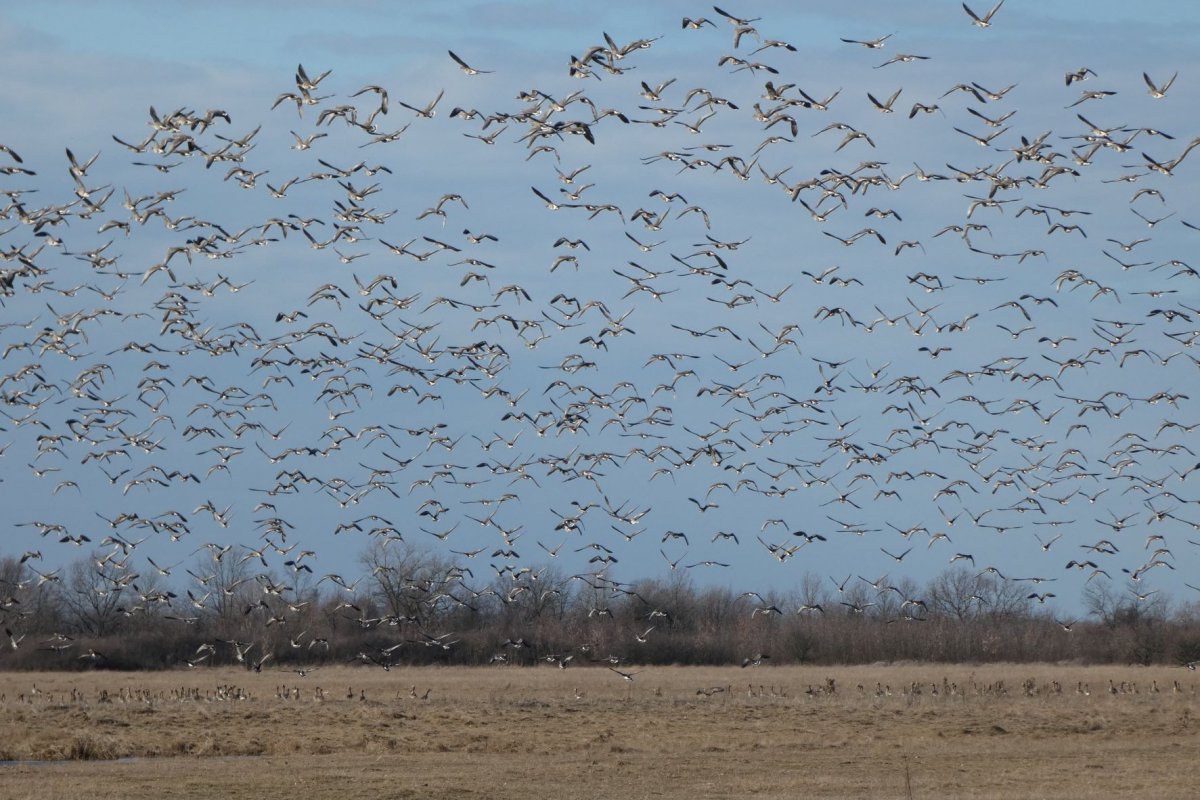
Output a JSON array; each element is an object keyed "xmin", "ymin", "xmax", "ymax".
[{"xmin": 2, "ymin": 664, "xmax": 1198, "ymax": 799}]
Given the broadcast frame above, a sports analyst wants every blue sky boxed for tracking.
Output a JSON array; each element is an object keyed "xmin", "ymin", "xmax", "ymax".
[{"xmin": 2, "ymin": 1, "xmax": 1199, "ymax": 617}]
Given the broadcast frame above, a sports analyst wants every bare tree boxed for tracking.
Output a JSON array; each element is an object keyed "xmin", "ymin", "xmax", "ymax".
[
  {"xmin": 928, "ymin": 567, "xmax": 989, "ymax": 620},
  {"xmin": 55, "ymin": 554, "xmax": 135, "ymax": 636},
  {"xmin": 361, "ymin": 540, "xmax": 458, "ymax": 628}
]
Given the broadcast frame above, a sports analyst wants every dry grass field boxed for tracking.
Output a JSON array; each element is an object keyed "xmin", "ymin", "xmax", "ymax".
[{"xmin": 2, "ymin": 664, "xmax": 1197, "ymax": 799}]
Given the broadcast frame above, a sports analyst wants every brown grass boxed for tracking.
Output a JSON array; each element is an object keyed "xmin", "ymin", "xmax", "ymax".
[{"xmin": 1, "ymin": 664, "xmax": 1198, "ymax": 799}]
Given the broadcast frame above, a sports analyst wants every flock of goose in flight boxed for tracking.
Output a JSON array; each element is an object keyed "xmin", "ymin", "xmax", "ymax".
[{"xmin": 1, "ymin": 4, "xmax": 1199, "ymax": 668}]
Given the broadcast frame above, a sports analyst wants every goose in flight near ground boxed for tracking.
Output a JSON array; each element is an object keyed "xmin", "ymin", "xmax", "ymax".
[{"xmin": 609, "ymin": 666, "xmax": 643, "ymax": 681}]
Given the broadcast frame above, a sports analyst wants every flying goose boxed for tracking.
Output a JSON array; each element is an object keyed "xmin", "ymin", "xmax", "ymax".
[
  {"xmin": 609, "ymin": 666, "xmax": 643, "ymax": 681},
  {"xmin": 1065, "ymin": 66, "xmax": 1097, "ymax": 85},
  {"xmin": 867, "ymin": 88, "xmax": 902, "ymax": 112},
  {"xmin": 398, "ymin": 89, "xmax": 445, "ymax": 118},
  {"xmin": 875, "ymin": 53, "xmax": 929, "ymax": 69},
  {"xmin": 1143, "ymin": 71, "xmax": 1177, "ymax": 99},
  {"xmin": 840, "ymin": 33, "xmax": 893, "ymax": 49},
  {"xmin": 448, "ymin": 50, "xmax": 493, "ymax": 75},
  {"xmin": 712, "ymin": 5, "xmax": 761, "ymax": 26},
  {"xmin": 962, "ymin": 0, "xmax": 1004, "ymax": 27},
  {"xmin": 295, "ymin": 63, "xmax": 332, "ymax": 90}
]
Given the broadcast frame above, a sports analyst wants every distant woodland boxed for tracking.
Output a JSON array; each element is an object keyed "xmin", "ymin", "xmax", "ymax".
[{"xmin": 2, "ymin": 544, "xmax": 1198, "ymax": 671}]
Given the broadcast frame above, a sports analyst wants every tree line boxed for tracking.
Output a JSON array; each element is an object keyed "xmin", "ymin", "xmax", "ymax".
[{"xmin": 2, "ymin": 543, "xmax": 1198, "ymax": 670}]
